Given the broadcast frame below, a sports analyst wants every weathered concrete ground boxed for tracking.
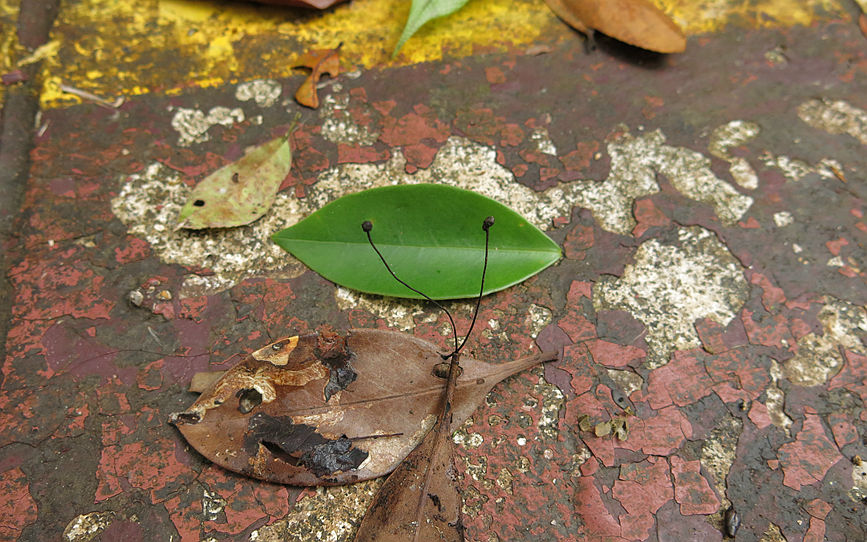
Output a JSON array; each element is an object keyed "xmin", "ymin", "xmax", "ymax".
[{"xmin": 1, "ymin": 4, "xmax": 867, "ymax": 542}]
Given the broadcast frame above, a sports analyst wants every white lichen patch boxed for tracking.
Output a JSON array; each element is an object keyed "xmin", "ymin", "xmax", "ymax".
[
  {"xmin": 248, "ymin": 480, "xmax": 382, "ymax": 542},
  {"xmin": 606, "ymin": 369, "xmax": 644, "ymax": 398},
  {"xmin": 62, "ymin": 511, "xmax": 115, "ymax": 542},
  {"xmin": 235, "ymin": 79, "xmax": 282, "ymax": 108},
  {"xmin": 593, "ymin": 226, "xmax": 749, "ymax": 367},
  {"xmin": 851, "ymin": 458, "xmax": 867, "ymax": 502},
  {"xmin": 701, "ymin": 415, "xmax": 743, "ymax": 508},
  {"xmin": 525, "ymin": 304, "xmax": 553, "ymax": 339},
  {"xmin": 111, "ymin": 162, "xmax": 305, "ymax": 297},
  {"xmin": 529, "ymin": 127, "xmax": 558, "ymax": 155},
  {"xmin": 785, "ymin": 298, "xmax": 867, "ymax": 386},
  {"xmin": 709, "ymin": 120, "xmax": 761, "ymax": 190},
  {"xmin": 798, "ymin": 98, "xmax": 867, "ymax": 145},
  {"xmin": 319, "ymin": 92, "xmax": 380, "ymax": 146},
  {"xmin": 533, "ymin": 370, "xmax": 565, "ymax": 441},
  {"xmin": 766, "ymin": 360, "xmax": 793, "ymax": 436},
  {"xmin": 758, "ymin": 151, "xmax": 842, "ymax": 183},
  {"xmin": 171, "ymin": 106, "xmax": 244, "ymax": 146},
  {"xmin": 773, "ymin": 211, "xmax": 794, "ymax": 227},
  {"xmin": 202, "ymin": 488, "xmax": 227, "ymax": 521}
]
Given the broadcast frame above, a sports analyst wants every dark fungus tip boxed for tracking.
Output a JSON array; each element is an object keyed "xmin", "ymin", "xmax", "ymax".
[
  {"xmin": 361, "ymin": 220, "xmax": 373, "ymax": 232},
  {"xmin": 483, "ymin": 216, "xmax": 495, "ymax": 230}
]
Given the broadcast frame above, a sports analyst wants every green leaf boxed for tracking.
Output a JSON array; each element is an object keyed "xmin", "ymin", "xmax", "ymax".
[
  {"xmin": 272, "ymin": 184, "xmax": 562, "ymax": 300},
  {"xmin": 393, "ymin": 0, "xmax": 470, "ymax": 56},
  {"xmin": 177, "ymin": 134, "xmax": 292, "ymax": 229}
]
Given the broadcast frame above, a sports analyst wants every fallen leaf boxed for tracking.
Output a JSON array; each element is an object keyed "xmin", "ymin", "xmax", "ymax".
[
  {"xmin": 294, "ymin": 47, "xmax": 340, "ymax": 109},
  {"xmin": 544, "ymin": 0, "xmax": 686, "ymax": 53},
  {"xmin": 354, "ymin": 353, "xmax": 464, "ymax": 542},
  {"xmin": 170, "ymin": 327, "xmax": 557, "ymax": 485},
  {"xmin": 394, "ymin": 0, "xmax": 470, "ymax": 56},
  {"xmin": 248, "ymin": 0, "xmax": 347, "ymax": 7},
  {"xmin": 272, "ymin": 184, "xmax": 562, "ymax": 300},
  {"xmin": 176, "ymin": 132, "xmax": 293, "ymax": 229}
]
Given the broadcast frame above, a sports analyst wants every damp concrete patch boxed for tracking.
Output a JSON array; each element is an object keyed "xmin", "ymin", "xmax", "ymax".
[
  {"xmin": 593, "ymin": 226, "xmax": 749, "ymax": 367},
  {"xmin": 111, "ymin": 162, "xmax": 306, "ymax": 297},
  {"xmin": 784, "ymin": 297, "xmax": 867, "ymax": 387}
]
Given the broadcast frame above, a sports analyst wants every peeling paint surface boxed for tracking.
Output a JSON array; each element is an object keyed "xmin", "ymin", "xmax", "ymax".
[
  {"xmin": 594, "ymin": 226, "xmax": 749, "ymax": 366},
  {"xmin": 4, "ymin": 10, "xmax": 867, "ymax": 542}
]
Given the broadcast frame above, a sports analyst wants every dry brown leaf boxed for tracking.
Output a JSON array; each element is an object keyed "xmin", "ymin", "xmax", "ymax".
[
  {"xmin": 545, "ymin": 0, "xmax": 686, "ymax": 53},
  {"xmin": 170, "ymin": 327, "xmax": 556, "ymax": 485},
  {"xmin": 294, "ymin": 47, "xmax": 340, "ymax": 109},
  {"xmin": 354, "ymin": 353, "xmax": 465, "ymax": 542},
  {"xmin": 249, "ymin": 0, "xmax": 347, "ymax": 8}
]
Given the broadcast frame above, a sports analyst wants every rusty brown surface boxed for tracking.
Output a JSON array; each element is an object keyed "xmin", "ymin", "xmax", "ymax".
[{"xmin": 1, "ymin": 3, "xmax": 867, "ymax": 541}]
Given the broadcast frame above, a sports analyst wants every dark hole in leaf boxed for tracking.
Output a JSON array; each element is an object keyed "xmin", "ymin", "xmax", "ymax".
[
  {"xmin": 428, "ymin": 492, "xmax": 443, "ymax": 511},
  {"xmin": 237, "ymin": 388, "xmax": 263, "ymax": 414},
  {"xmin": 300, "ymin": 438, "xmax": 368, "ymax": 477},
  {"xmin": 232, "ymin": 172, "xmax": 239, "ymax": 183},
  {"xmin": 261, "ymin": 440, "xmax": 301, "ymax": 466},
  {"xmin": 193, "ymin": 199, "xmax": 206, "ymax": 207},
  {"xmin": 169, "ymin": 411, "xmax": 201, "ymax": 425}
]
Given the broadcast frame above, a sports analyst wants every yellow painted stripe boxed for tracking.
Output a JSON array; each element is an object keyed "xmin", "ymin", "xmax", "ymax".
[{"xmin": 0, "ymin": 0, "xmax": 847, "ymax": 109}]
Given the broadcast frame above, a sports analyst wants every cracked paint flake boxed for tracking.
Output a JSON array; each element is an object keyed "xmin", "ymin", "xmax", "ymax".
[
  {"xmin": 797, "ymin": 98, "xmax": 867, "ymax": 145},
  {"xmin": 709, "ymin": 120, "xmax": 760, "ymax": 189},
  {"xmin": 593, "ymin": 226, "xmax": 749, "ymax": 367},
  {"xmin": 235, "ymin": 79, "xmax": 282, "ymax": 108},
  {"xmin": 110, "ymin": 162, "xmax": 305, "ymax": 297},
  {"xmin": 785, "ymin": 297, "xmax": 867, "ymax": 386},
  {"xmin": 778, "ymin": 413, "xmax": 843, "ymax": 491},
  {"xmin": 170, "ymin": 106, "xmax": 245, "ymax": 146},
  {"xmin": 248, "ymin": 480, "xmax": 381, "ymax": 542}
]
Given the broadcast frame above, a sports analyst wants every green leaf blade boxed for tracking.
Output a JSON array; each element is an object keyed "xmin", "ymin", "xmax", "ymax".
[
  {"xmin": 272, "ymin": 184, "xmax": 561, "ymax": 300},
  {"xmin": 393, "ymin": 0, "xmax": 471, "ymax": 56}
]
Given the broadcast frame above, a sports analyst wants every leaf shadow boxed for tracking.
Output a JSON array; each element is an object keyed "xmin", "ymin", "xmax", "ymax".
[{"xmin": 592, "ymin": 32, "xmax": 671, "ymax": 70}]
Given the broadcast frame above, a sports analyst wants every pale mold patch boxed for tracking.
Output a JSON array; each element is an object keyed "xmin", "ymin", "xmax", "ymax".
[
  {"xmin": 798, "ymin": 98, "xmax": 867, "ymax": 145},
  {"xmin": 709, "ymin": 120, "xmax": 760, "ymax": 190},
  {"xmin": 593, "ymin": 226, "xmax": 749, "ymax": 368},
  {"xmin": 170, "ymin": 106, "xmax": 244, "ymax": 146},
  {"xmin": 248, "ymin": 479, "xmax": 382, "ymax": 542},
  {"xmin": 758, "ymin": 152, "xmax": 841, "ymax": 183},
  {"xmin": 785, "ymin": 298, "xmax": 867, "ymax": 387},
  {"xmin": 63, "ymin": 511, "xmax": 115, "ymax": 542},
  {"xmin": 773, "ymin": 211, "xmax": 794, "ymax": 227},
  {"xmin": 319, "ymin": 91, "xmax": 380, "ymax": 145},
  {"xmin": 110, "ymin": 162, "xmax": 306, "ymax": 297},
  {"xmin": 827, "ymin": 256, "xmax": 844, "ymax": 267},
  {"xmin": 453, "ymin": 421, "xmax": 485, "ymax": 448},
  {"xmin": 235, "ymin": 79, "xmax": 282, "ymax": 108}
]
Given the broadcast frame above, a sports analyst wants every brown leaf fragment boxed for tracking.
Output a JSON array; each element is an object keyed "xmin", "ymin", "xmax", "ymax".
[
  {"xmin": 169, "ymin": 328, "xmax": 557, "ymax": 485},
  {"xmin": 860, "ymin": 12, "xmax": 867, "ymax": 41},
  {"xmin": 544, "ymin": 0, "xmax": 686, "ymax": 53},
  {"xmin": 355, "ymin": 354, "xmax": 465, "ymax": 542},
  {"xmin": 594, "ymin": 421, "xmax": 612, "ymax": 437},
  {"xmin": 294, "ymin": 47, "xmax": 340, "ymax": 109},
  {"xmin": 189, "ymin": 370, "xmax": 225, "ymax": 393}
]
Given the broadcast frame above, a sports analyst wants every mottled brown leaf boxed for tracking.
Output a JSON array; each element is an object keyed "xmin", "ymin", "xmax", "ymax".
[
  {"xmin": 294, "ymin": 47, "xmax": 340, "ymax": 109},
  {"xmin": 544, "ymin": 0, "xmax": 686, "ymax": 53},
  {"xmin": 170, "ymin": 328, "xmax": 556, "ymax": 485}
]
